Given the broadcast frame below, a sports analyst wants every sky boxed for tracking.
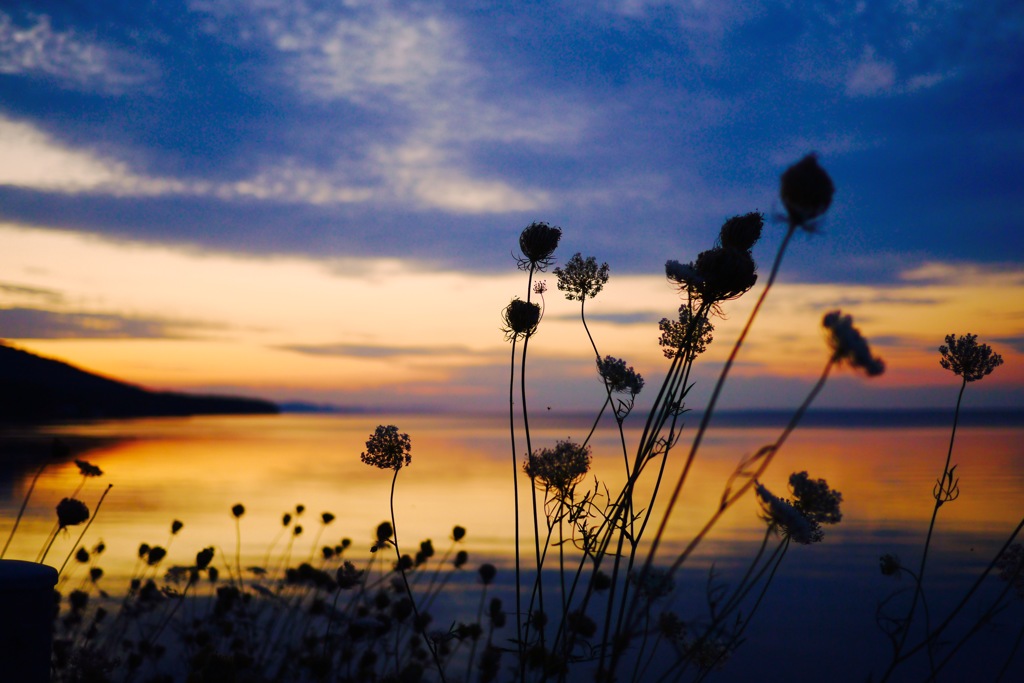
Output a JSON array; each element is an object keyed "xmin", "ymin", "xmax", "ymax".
[{"xmin": 0, "ymin": 0, "xmax": 1021, "ymax": 413}]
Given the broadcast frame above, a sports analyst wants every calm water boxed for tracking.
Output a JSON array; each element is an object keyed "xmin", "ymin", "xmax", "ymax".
[{"xmin": 2, "ymin": 413, "xmax": 1022, "ymax": 680}]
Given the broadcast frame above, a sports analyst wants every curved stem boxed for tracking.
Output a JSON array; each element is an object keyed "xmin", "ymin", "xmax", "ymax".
[
  {"xmin": 643, "ymin": 223, "xmax": 797, "ymax": 573},
  {"xmin": 1, "ymin": 460, "xmax": 48, "ymax": 559},
  {"xmin": 507, "ymin": 338, "xmax": 525, "ymax": 667},
  {"xmin": 59, "ymin": 484, "xmax": 112, "ymax": 576},
  {"xmin": 390, "ymin": 468, "xmax": 447, "ymax": 683}
]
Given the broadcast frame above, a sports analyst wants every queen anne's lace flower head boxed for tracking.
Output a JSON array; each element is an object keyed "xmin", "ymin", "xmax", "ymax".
[
  {"xmin": 555, "ymin": 253, "xmax": 610, "ymax": 301},
  {"xmin": 56, "ymin": 498, "xmax": 90, "ymax": 528},
  {"xmin": 789, "ymin": 471, "xmax": 843, "ymax": 524},
  {"xmin": 502, "ymin": 298, "xmax": 541, "ymax": 341},
  {"xmin": 822, "ymin": 310, "xmax": 885, "ymax": 376},
  {"xmin": 658, "ymin": 305, "xmax": 714, "ymax": 360},
  {"xmin": 780, "ymin": 154, "xmax": 834, "ymax": 228},
  {"xmin": 518, "ymin": 222, "xmax": 562, "ymax": 270},
  {"xmin": 755, "ymin": 483, "xmax": 823, "ymax": 545},
  {"xmin": 939, "ymin": 333, "xmax": 1004, "ymax": 382},
  {"xmin": 995, "ymin": 543, "xmax": 1024, "ymax": 599},
  {"xmin": 361, "ymin": 425, "xmax": 412, "ymax": 471},
  {"xmin": 597, "ymin": 356, "xmax": 645, "ymax": 396},
  {"xmin": 524, "ymin": 440, "xmax": 591, "ymax": 495}
]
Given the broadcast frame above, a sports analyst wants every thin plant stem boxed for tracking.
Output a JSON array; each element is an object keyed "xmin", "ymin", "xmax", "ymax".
[
  {"xmin": 1, "ymin": 460, "xmax": 47, "ymax": 559},
  {"xmin": 507, "ymin": 337, "xmax": 525, "ymax": 668},
  {"xmin": 58, "ymin": 484, "xmax": 112, "ymax": 576},
  {"xmin": 897, "ymin": 377, "xmax": 967, "ymax": 653},
  {"xmin": 389, "ymin": 468, "xmax": 448, "ymax": 683},
  {"xmin": 642, "ymin": 223, "xmax": 797, "ymax": 575}
]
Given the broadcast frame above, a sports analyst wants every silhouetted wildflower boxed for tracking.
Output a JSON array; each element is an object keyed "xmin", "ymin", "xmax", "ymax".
[
  {"xmin": 879, "ymin": 553, "xmax": 902, "ymax": 577},
  {"xmin": 452, "ymin": 525, "xmax": 466, "ymax": 542},
  {"xmin": 75, "ymin": 547, "xmax": 89, "ymax": 563},
  {"xmin": 780, "ymin": 154, "xmax": 834, "ymax": 227},
  {"xmin": 479, "ymin": 564, "xmax": 496, "ymax": 585},
  {"xmin": 321, "ymin": 512, "xmax": 335, "ymax": 525},
  {"xmin": 718, "ymin": 212, "xmax": 764, "ymax": 251},
  {"xmin": 454, "ymin": 550, "xmax": 468, "ymax": 568},
  {"xmin": 597, "ymin": 356, "xmax": 645, "ymax": 396},
  {"xmin": 789, "ymin": 471, "xmax": 843, "ymax": 524},
  {"xmin": 360, "ymin": 425, "xmax": 412, "ymax": 470},
  {"xmin": 665, "ymin": 259, "xmax": 703, "ymax": 292},
  {"xmin": 146, "ymin": 546, "xmax": 167, "ymax": 566},
  {"xmin": 196, "ymin": 547, "xmax": 214, "ymax": 570},
  {"xmin": 56, "ymin": 498, "xmax": 89, "ymax": 528},
  {"xmin": 823, "ymin": 310, "xmax": 885, "ymax": 376},
  {"xmin": 524, "ymin": 440, "xmax": 591, "ymax": 495},
  {"xmin": 502, "ymin": 298, "xmax": 541, "ymax": 341},
  {"xmin": 659, "ymin": 305, "xmax": 714, "ymax": 359},
  {"xmin": 75, "ymin": 460, "xmax": 103, "ymax": 478},
  {"xmin": 231, "ymin": 504, "xmax": 245, "ymax": 518},
  {"xmin": 692, "ymin": 246, "xmax": 757, "ymax": 302},
  {"xmin": 939, "ymin": 333, "xmax": 1004, "ymax": 382},
  {"xmin": 533, "ymin": 280, "xmax": 547, "ymax": 295},
  {"xmin": 755, "ymin": 482, "xmax": 823, "ymax": 544},
  {"xmin": 995, "ymin": 543, "xmax": 1024, "ymax": 598},
  {"xmin": 554, "ymin": 253, "xmax": 610, "ymax": 301},
  {"xmin": 337, "ymin": 561, "xmax": 363, "ymax": 589},
  {"xmin": 518, "ymin": 222, "xmax": 562, "ymax": 270},
  {"xmin": 171, "ymin": 520, "xmax": 183, "ymax": 535}
]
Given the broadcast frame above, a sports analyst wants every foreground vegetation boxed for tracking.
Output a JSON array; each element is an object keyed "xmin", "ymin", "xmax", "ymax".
[{"xmin": 2, "ymin": 156, "xmax": 1021, "ymax": 681}]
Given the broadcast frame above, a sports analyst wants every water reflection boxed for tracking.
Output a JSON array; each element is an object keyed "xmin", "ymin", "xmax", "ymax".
[
  {"xmin": 2, "ymin": 414, "xmax": 1021, "ymax": 680},
  {"xmin": 2, "ymin": 414, "xmax": 1020, "ymax": 577}
]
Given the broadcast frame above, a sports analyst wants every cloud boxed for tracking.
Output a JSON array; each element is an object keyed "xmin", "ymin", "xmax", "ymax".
[
  {"xmin": 189, "ymin": 0, "xmax": 577, "ymax": 213},
  {"xmin": 994, "ymin": 336, "xmax": 1024, "ymax": 354},
  {"xmin": 0, "ymin": 11, "xmax": 155, "ymax": 93},
  {"xmin": 0, "ymin": 307, "xmax": 221, "ymax": 340},
  {"xmin": 550, "ymin": 311, "xmax": 659, "ymax": 326},
  {"xmin": 0, "ymin": 282, "xmax": 63, "ymax": 304},
  {"xmin": 845, "ymin": 46, "xmax": 897, "ymax": 97},
  {"xmin": 279, "ymin": 343, "xmax": 489, "ymax": 359}
]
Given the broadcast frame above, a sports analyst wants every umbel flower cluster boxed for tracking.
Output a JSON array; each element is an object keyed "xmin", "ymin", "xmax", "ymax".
[
  {"xmin": 755, "ymin": 471, "xmax": 843, "ymax": 545},
  {"xmin": 823, "ymin": 310, "xmax": 885, "ymax": 376},
  {"xmin": 360, "ymin": 425, "xmax": 413, "ymax": 471},
  {"xmin": 939, "ymin": 333, "xmax": 1004, "ymax": 382},
  {"xmin": 524, "ymin": 440, "xmax": 592, "ymax": 496},
  {"xmin": 554, "ymin": 253, "xmax": 610, "ymax": 302},
  {"xmin": 666, "ymin": 211, "xmax": 763, "ymax": 304}
]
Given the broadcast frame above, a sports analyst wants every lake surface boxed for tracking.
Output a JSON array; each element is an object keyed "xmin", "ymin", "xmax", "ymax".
[{"xmin": 1, "ymin": 413, "xmax": 1022, "ymax": 680}]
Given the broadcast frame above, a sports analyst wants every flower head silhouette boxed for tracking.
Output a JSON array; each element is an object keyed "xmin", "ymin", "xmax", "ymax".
[
  {"xmin": 361, "ymin": 425, "xmax": 412, "ymax": 471},
  {"xmin": 780, "ymin": 154, "xmax": 834, "ymax": 227},
  {"xmin": 555, "ymin": 253, "xmax": 610, "ymax": 301},
  {"xmin": 823, "ymin": 310, "xmax": 885, "ymax": 376},
  {"xmin": 518, "ymin": 221, "xmax": 562, "ymax": 270},
  {"xmin": 939, "ymin": 333, "xmax": 1003, "ymax": 382}
]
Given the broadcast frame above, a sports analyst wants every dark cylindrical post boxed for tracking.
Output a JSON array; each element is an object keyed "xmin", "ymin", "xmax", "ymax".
[{"xmin": 0, "ymin": 560, "xmax": 58, "ymax": 682}]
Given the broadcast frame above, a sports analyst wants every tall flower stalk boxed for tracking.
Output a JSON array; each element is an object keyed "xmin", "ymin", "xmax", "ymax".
[{"xmin": 881, "ymin": 334, "xmax": 1004, "ymax": 680}]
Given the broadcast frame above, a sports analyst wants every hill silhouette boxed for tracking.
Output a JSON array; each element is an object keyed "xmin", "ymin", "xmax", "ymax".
[{"xmin": 0, "ymin": 343, "xmax": 278, "ymax": 421}]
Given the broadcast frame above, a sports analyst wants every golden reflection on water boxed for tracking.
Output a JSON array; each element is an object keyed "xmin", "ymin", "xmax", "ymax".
[{"xmin": 1, "ymin": 415, "xmax": 1021, "ymax": 583}]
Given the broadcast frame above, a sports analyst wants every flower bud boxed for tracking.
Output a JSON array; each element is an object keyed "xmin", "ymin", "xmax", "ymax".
[
  {"xmin": 780, "ymin": 154, "xmax": 834, "ymax": 226},
  {"xmin": 56, "ymin": 498, "xmax": 90, "ymax": 528},
  {"xmin": 518, "ymin": 222, "xmax": 562, "ymax": 268},
  {"xmin": 502, "ymin": 298, "xmax": 541, "ymax": 341},
  {"xmin": 719, "ymin": 212, "xmax": 763, "ymax": 251}
]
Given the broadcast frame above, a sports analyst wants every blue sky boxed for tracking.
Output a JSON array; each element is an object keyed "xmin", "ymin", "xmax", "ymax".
[{"xmin": 0, "ymin": 1, "xmax": 1021, "ymax": 411}]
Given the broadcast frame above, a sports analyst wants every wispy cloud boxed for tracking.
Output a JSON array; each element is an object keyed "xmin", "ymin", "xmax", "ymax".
[
  {"xmin": 279, "ymin": 343, "xmax": 495, "ymax": 359},
  {"xmin": 0, "ymin": 307, "xmax": 221, "ymax": 340},
  {"xmin": 0, "ymin": 12, "xmax": 155, "ymax": 93}
]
